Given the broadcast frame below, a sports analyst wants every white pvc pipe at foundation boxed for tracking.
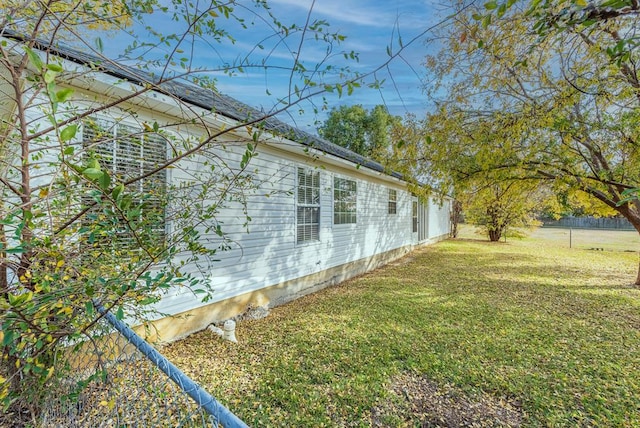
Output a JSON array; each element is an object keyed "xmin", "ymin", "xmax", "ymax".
[{"xmin": 222, "ymin": 320, "xmax": 238, "ymax": 343}]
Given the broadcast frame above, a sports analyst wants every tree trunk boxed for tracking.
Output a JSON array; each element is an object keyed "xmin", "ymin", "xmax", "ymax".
[
  {"xmin": 620, "ymin": 210, "xmax": 640, "ymax": 286},
  {"xmin": 486, "ymin": 206, "xmax": 503, "ymax": 242},
  {"xmin": 488, "ymin": 228, "xmax": 502, "ymax": 242},
  {"xmin": 450, "ymin": 200, "xmax": 462, "ymax": 238}
]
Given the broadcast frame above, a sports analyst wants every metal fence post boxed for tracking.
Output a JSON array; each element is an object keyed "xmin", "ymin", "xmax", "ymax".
[{"xmin": 570, "ymin": 227, "xmax": 572, "ymax": 249}]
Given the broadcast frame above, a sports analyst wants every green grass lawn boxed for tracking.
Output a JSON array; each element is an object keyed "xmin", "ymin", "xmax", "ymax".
[{"xmin": 165, "ymin": 230, "xmax": 640, "ymax": 427}]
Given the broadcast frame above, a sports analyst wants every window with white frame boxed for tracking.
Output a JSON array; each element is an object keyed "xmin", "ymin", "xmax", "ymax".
[
  {"xmin": 82, "ymin": 118, "xmax": 167, "ymax": 246},
  {"xmin": 388, "ymin": 189, "xmax": 397, "ymax": 214},
  {"xmin": 297, "ymin": 167, "xmax": 320, "ymax": 243},
  {"xmin": 412, "ymin": 200, "xmax": 418, "ymax": 233},
  {"xmin": 333, "ymin": 177, "xmax": 357, "ymax": 224}
]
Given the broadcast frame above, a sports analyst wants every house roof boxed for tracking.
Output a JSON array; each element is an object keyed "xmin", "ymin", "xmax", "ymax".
[{"xmin": 3, "ymin": 30, "xmax": 402, "ymax": 180}]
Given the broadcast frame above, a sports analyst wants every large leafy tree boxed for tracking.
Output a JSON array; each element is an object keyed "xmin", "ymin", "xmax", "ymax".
[
  {"xmin": 419, "ymin": 0, "xmax": 640, "ymax": 284},
  {"xmin": 392, "ymin": 111, "xmax": 554, "ymax": 242},
  {"xmin": 318, "ymin": 104, "xmax": 400, "ymax": 158},
  {"xmin": 463, "ymin": 180, "xmax": 549, "ymax": 241}
]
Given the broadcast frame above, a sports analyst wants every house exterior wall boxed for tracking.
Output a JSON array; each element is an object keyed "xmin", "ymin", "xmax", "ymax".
[
  {"xmin": 428, "ymin": 197, "xmax": 452, "ymax": 240},
  {"xmin": 0, "ymin": 63, "xmax": 16, "ymax": 132},
  {"xmin": 153, "ymin": 143, "xmax": 420, "ymax": 333},
  {"xmin": 7, "ymin": 45, "xmax": 451, "ymax": 343}
]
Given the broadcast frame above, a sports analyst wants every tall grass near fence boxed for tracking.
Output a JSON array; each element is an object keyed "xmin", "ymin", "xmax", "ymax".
[
  {"xmin": 461, "ymin": 225, "xmax": 640, "ymax": 252},
  {"xmin": 37, "ymin": 314, "xmax": 219, "ymax": 428},
  {"xmin": 1, "ymin": 307, "xmax": 245, "ymax": 428}
]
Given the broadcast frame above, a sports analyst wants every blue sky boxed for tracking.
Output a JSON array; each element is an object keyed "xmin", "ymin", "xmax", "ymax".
[{"xmin": 105, "ymin": 0, "xmax": 449, "ymax": 133}]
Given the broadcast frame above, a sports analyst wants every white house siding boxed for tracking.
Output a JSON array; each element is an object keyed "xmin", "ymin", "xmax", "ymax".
[
  {"xmin": 0, "ymin": 63, "xmax": 16, "ymax": 130},
  {"xmin": 155, "ymin": 142, "xmax": 417, "ymax": 319},
  {"xmin": 428, "ymin": 197, "xmax": 452, "ymax": 240}
]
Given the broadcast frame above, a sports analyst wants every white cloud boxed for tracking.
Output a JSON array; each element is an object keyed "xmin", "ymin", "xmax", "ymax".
[{"xmin": 268, "ymin": 0, "xmax": 401, "ymax": 28}]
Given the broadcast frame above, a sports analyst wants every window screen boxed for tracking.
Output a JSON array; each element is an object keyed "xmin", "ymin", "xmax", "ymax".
[{"xmin": 82, "ymin": 118, "xmax": 167, "ymax": 248}]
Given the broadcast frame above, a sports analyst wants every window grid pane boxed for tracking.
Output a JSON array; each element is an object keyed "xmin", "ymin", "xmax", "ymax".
[
  {"xmin": 388, "ymin": 189, "xmax": 397, "ymax": 215},
  {"xmin": 82, "ymin": 118, "xmax": 167, "ymax": 249},
  {"xmin": 334, "ymin": 177, "xmax": 357, "ymax": 224}
]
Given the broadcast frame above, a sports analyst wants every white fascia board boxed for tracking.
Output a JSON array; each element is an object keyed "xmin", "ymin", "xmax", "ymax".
[
  {"xmin": 64, "ymin": 70, "xmax": 236, "ymax": 129},
  {"xmin": 259, "ymin": 134, "xmax": 406, "ymax": 186}
]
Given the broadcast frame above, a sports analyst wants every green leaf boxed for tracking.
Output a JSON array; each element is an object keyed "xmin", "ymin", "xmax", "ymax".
[
  {"xmin": 485, "ymin": 0, "xmax": 498, "ymax": 10},
  {"xmin": 138, "ymin": 297, "xmax": 158, "ymax": 305},
  {"xmin": 24, "ymin": 46, "xmax": 43, "ymax": 70},
  {"xmin": 56, "ymin": 87, "xmax": 74, "ymax": 102},
  {"xmin": 98, "ymin": 171, "xmax": 111, "ymax": 190},
  {"xmin": 87, "ymin": 158, "xmax": 101, "ymax": 170},
  {"xmin": 83, "ymin": 168, "xmax": 103, "ymax": 180},
  {"xmin": 112, "ymin": 183, "xmax": 125, "ymax": 201},
  {"xmin": 46, "ymin": 63, "xmax": 63, "ymax": 72},
  {"xmin": 44, "ymin": 69, "xmax": 57, "ymax": 84},
  {"xmin": 2, "ymin": 329, "xmax": 15, "ymax": 346},
  {"xmin": 85, "ymin": 301, "xmax": 94, "ymax": 316},
  {"xmin": 530, "ymin": 0, "xmax": 543, "ymax": 8},
  {"xmin": 60, "ymin": 124, "xmax": 78, "ymax": 142},
  {"xmin": 497, "ymin": 3, "xmax": 507, "ymax": 17},
  {"xmin": 116, "ymin": 306, "xmax": 124, "ymax": 320},
  {"xmin": 482, "ymin": 14, "xmax": 492, "ymax": 28},
  {"xmin": 119, "ymin": 195, "xmax": 133, "ymax": 211}
]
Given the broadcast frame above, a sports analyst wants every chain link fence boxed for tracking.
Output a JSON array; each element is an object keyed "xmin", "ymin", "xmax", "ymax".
[
  {"xmin": 36, "ymin": 304, "xmax": 246, "ymax": 428},
  {"xmin": 542, "ymin": 217, "xmax": 634, "ymax": 230},
  {"xmin": 534, "ymin": 227, "xmax": 639, "ymax": 252}
]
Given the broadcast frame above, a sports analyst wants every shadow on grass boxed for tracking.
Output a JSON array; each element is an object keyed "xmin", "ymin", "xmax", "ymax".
[{"xmin": 165, "ymin": 237, "xmax": 640, "ymax": 427}]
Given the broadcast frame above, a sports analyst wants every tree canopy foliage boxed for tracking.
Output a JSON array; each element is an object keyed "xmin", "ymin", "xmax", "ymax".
[
  {"xmin": 408, "ymin": 0, "xmax": 640, "ymax": 281},
  {"xmin": 318, "ymin": 104, "xmax": 400, "ymax": 159}
]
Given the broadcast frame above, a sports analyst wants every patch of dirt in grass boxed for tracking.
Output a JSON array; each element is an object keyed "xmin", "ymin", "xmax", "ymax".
[{"xmin": 372, "ymin": 373, "xmax": 523, "ymax": 427}]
